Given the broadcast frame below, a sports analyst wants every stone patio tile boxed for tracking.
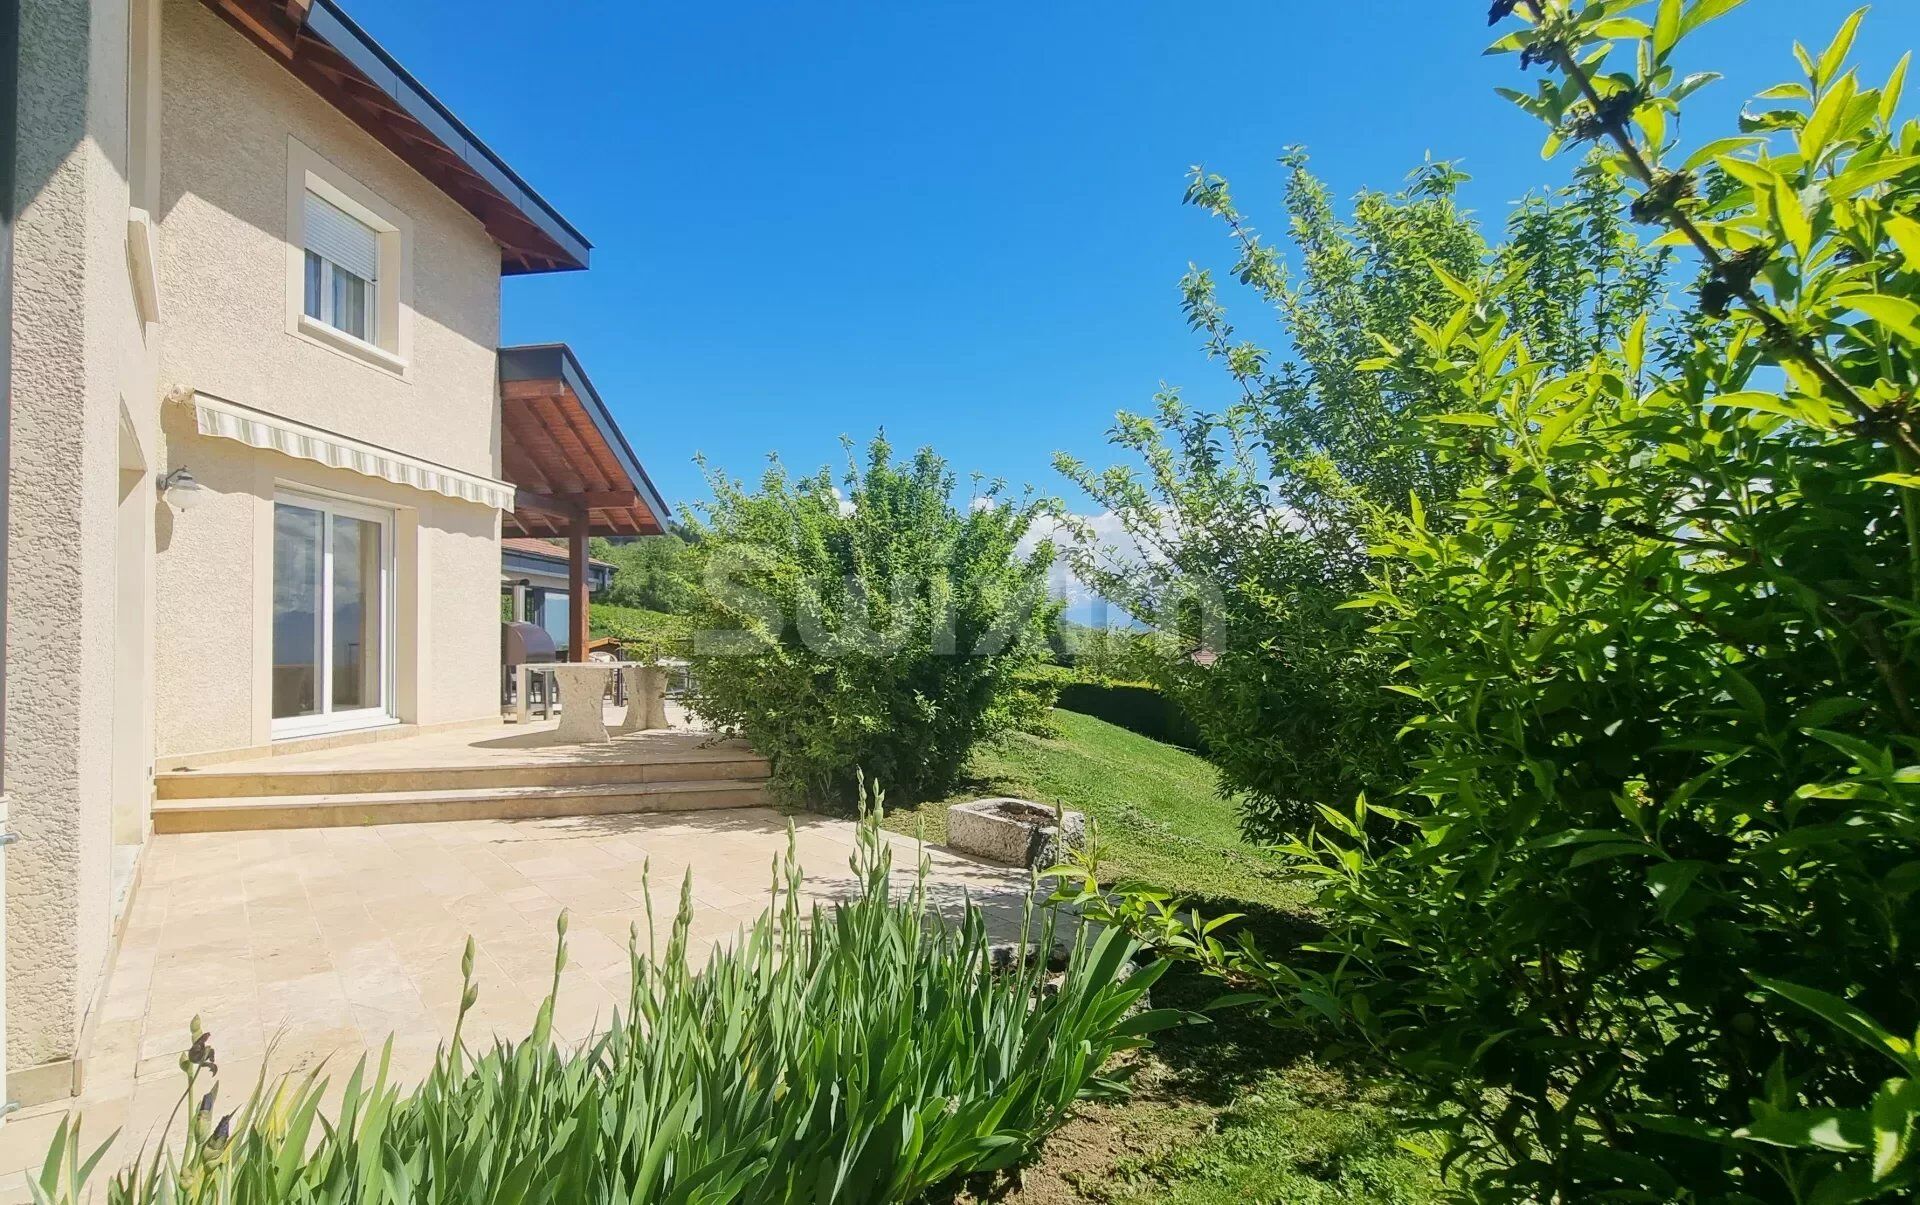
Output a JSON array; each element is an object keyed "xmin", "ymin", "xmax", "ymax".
[
  {"xmin": 557, "ymin": 923, "xmax": 630, "ymax": 976},
  {"xmin": 0, "ymin": 1109, "xmax": 69, "ymax": 1183},
  {"xmin": 540, "ymin": 881, "xmax": 637, "ymax": 916},
  {"xmin": 450, "ymin": 859, "xmax": 534, "ymax": 892},
  {"xmin": 247, "ymin": 946, "xmax": 335, "ymax": 986},
  {"xmin": 257, "ymin": 973, "xmax": 354, "ymax": 1029},
  {"xmin": 498, "ymin": 883, "xmax": 558, "ymax": 910},
  {"xmin": 578, "ymin": 906, "xmax": 647, "ymax": 941},
  {"xmin": 349, "ymin": 1000, "xmax": 438, "ymax": 1048},
  {"xmin": 384, "ymin": 925, "xmax": 471, "ymax": 964},
  {"xmin": 8, "ymin": 808, "xmax": 1034, "ymax": 1188},
  {"xmin": 687, "ymin": 879, "xmax": 760, "ymax": 911}
]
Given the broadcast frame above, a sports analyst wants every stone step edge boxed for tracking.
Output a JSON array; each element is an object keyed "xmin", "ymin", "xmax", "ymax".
[
  {"xmin": 151, "ymin": 778, "xmax": 769, "ymax": 834},
  {"xmin": 154, "ymin": 758, "xmax": 772, "ymax": 800}
]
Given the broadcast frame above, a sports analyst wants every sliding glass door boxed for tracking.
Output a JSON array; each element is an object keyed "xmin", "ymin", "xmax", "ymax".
[{"xmin": 272, "ymin": 491, "xmax": 393, "ymax": 737}]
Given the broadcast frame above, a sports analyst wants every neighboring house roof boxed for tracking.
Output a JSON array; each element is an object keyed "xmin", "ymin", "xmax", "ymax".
[
  {"xmin": 498, "ymin": 344, "xmax": 672, "ymax": 539},
  {"xmin": 501, "ymin": 537, "xmax": 614, "ymax": 570},
  {"xmin": 501, "ymin": 537, "xmax": 615, "ymax": 593},
  {"xmin": 203, "ymin": 0, "xmax": 590, "ymax": 273}
]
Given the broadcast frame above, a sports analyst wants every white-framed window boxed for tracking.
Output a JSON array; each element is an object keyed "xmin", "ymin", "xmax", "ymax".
[
  {"xmin": 284, "ymin": 137, "xmax": 414, "ymax": 376},
  {"xmin": 271, "ymin": 488, "xmax": 397, "ymax": 738},
  {"xmin": 302, "ymin": 192, "xmax": 378, "ymax": 342}
]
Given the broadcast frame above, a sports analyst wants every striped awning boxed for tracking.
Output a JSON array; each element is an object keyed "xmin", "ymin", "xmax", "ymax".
[{"xmin": 191, "ymin": 391, "xmax": 514, "ymax": 510}]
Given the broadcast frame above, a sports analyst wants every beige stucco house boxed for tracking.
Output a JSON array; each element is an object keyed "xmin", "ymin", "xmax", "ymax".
[{"xmin": 0, "ymin": 0, "xmax": 668, "ymax": 1109}]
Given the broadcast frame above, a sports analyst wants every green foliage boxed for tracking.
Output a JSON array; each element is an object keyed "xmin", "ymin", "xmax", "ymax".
[
  {"xmin": 1008, "ymin": 664, "xmax": 1072, "ymax": 736},
  {"xmin": 1095, "ymin": 1067, "xmax": 1439, "ymax": 1205},
  {"xmin": 1056, "ymin": 681, "xmax": 1205, "ymax": 751},
  {"xmin": 887, "ymin": 710, "xmax": 1303, "ymax": 912},
  {"xmin": 684, "ymin": 435, "xmax": 1062, "ymax": 803},
  {"xmin": 588, "ymin": 602, "xmax": 691, "ymax": 662},
  {"xmin": 885, "ymin": 718, "xmax": 1435, "ymax": 1202},
  {"xmin": 1051, "ymin": 622, "xmax": 1159, "ymax": 681},
  {"xmin": 37, "ymin": 814, "xmax": 1170, "ymax": 1205},
  {"xmin": 1078, "ymin": 4, "xmax": 1920, "ymax": 1200},
  {"xmin": 1058, "ymin": 150, "xmax": 1668, "ymax": 843},
  {"xmin": 589, "ymin": 533, "xmax": 699, "ymax": 615}
]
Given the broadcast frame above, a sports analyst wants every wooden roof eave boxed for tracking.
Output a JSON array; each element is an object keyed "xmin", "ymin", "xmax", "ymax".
[
  {"xmin": 498, "ymin": 372, "xmax": 668, "ymax": 540},
  {"xmin": 200, "ymin": 0, "xmax": 591, "ymax": 275},
  {"xmin": 498, "ymin": 345, "xmax": 671, "ymax": 540}
]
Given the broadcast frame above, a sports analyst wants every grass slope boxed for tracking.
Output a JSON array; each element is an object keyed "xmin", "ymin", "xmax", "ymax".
[
  {"xmin": 888, "ymin": 711, "xmax": 1442, "ymax": 1204},
  {"xmin": 883, "ymin": 710, "xmax": 1305, "ymax": 910}
]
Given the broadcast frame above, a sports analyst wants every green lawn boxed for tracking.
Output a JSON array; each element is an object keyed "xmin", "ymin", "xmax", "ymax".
[
  {"xmin": 880, "ymin": 710, "xmax": 1307, "ymax": 911},
  {"xmin": 887, "ymin": 710, "xmax": 1442, "ymax": 1205}
]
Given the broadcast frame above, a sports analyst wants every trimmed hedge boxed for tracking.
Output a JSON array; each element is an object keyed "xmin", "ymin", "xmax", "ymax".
[
  {"xmin": 1055, "ymin": 681, "xmax": 1205, "ymax": 751},
  {"xmin": 588, "ymin": 603, "xmax": 692, "ymax": 661}
]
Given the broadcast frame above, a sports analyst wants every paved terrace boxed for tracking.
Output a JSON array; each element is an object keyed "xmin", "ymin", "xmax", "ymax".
[{"xmin": 0, "ymin": 808, "xmax": 1035, "ymax": 1198}]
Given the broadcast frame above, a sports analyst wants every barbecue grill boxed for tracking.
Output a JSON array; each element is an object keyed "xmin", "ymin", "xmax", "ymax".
[{"xmin": 502, "ymin": 620, "xmax": 557, "ymax": 716}]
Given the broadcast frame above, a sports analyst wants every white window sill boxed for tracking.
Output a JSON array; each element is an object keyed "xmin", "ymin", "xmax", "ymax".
[
  {"xmin": 294, "ymin": 313, "xmax": 410, "ymax": 378},
  {"xmin": 126, "ymin": 208, "xmax": 161, "ymax": 327},
  {"xmin": 271, "ymin": 714, "xmax": 401, "ymax": 743}
]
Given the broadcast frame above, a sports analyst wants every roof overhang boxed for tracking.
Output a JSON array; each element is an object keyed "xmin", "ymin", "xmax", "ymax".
[
  {"xmin": 499, "ymin": 344, "xmax": 670, "ymax": 538},
  {"xmin": 203, "ymin": 0, "xmax": 591, "ymax": 274},
  {"xmin": 502, "ymin": 546, "xmax": 614, "ymax": 591}
]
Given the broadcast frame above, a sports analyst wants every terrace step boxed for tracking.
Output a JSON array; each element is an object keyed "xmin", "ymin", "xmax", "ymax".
[
  {"xmin": 151, "ymin": 777, "xmax": 770, "ymax": 834},
  {"xmin": 154, "ymin": 755, "xmax": 771, "ymax": 800}
]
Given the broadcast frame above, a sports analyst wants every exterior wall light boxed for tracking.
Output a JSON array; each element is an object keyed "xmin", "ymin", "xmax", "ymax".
[{"xmin": 158, "ymin": 467, "xmax": 208, "ymax": 511}]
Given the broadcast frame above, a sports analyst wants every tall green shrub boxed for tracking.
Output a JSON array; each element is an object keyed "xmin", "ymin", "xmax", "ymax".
[
  {"xmin": 685, "ymin": 435, "xmax": 1061, "ymax": 802},
  {"xmin": 590, "ymin": 532, "xmax": 700, "ymax": 615},
  {"xmin": 1077, "ymin": 4, "xmax": 1920, "ymax": 1199},
  {"xmin": 40, "ymin": 816, "xmax": 1170, "ymax": 1204},
  {"xmin": 1057, "ymin": 152, "xmax": 1667, "ymax": 842}
]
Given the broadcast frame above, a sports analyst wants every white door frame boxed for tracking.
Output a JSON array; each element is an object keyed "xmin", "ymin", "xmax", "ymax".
[{"xmin": 271, "ymin": 488, "xmax": 396, "ymax": 739}]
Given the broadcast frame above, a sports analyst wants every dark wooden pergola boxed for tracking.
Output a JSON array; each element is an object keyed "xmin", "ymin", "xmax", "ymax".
[{"xmin": 499, "ymin": 345, "xmax": 670, "ymax": 661}]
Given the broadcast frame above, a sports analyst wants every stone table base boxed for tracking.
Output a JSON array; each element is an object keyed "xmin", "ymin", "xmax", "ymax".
[
  {"xmin": 550, "ymin": 664, "xmax": 620, "ymax": 742},
  {"xmin": 615, "ymin": 666, "xmax": 670, "ymax": 734}
]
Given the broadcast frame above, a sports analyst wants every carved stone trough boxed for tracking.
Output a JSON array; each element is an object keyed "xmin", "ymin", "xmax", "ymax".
[{"xmin": 947, "ymin": 797, "xmax": 1086, "ymax": 869}]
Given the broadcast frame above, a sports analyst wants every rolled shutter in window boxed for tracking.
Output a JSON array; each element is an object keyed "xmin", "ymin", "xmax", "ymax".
[{"xmin": 303, "ymin": 192, "xmax": 379, "ymax": 282}]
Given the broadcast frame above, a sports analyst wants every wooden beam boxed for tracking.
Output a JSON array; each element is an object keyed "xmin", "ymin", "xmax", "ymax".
[
  {"xmin": 514, "ymin": 487, "xmax": 584, "ymax": 520},
  {"xmin": 508, "ymin": 396, "xmax": 589, "ymax": 492},
  {"xmin": 569, "ymin": 512, "xmax": 591, "ymax": 664},
  {"xmin": 500, "ymin": 448, "xmax": 553, "ymax": 494},
  {"xmin": 207, "ymin": 0, "xmax": 300, "ymax": 57},
  {"xmin": 501, "ymin": 379, "xmax": 570, "ymax": 401},
  {"xmin": 499, "ymin": 410, "xmax": 556, "ymax": 493},
  {"xmin": 553, "ymin": 398, "xmax": 620, "ymax": 494},
  {"xmin": 579, "ymin": 490, "xmax": 643, "ymax": 511}
]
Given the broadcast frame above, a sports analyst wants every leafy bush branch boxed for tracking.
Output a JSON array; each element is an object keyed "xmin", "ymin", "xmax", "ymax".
[
  {"xmin": 1058, "ymin": 148, "xmax": 1667, "ymax": 843},
  {"xmin": 1072, "ymin": 1, "xmax": 1920, "ymax": 1200},
  {"xmin": 684, "ymin": 434, "xmax": 1062, "ymax": 803}
]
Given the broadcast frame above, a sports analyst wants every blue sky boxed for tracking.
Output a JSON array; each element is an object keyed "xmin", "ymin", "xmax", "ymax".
[{"xmin": 362, "ymin": 1, "xmax": 1916, "ymax": 530}]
